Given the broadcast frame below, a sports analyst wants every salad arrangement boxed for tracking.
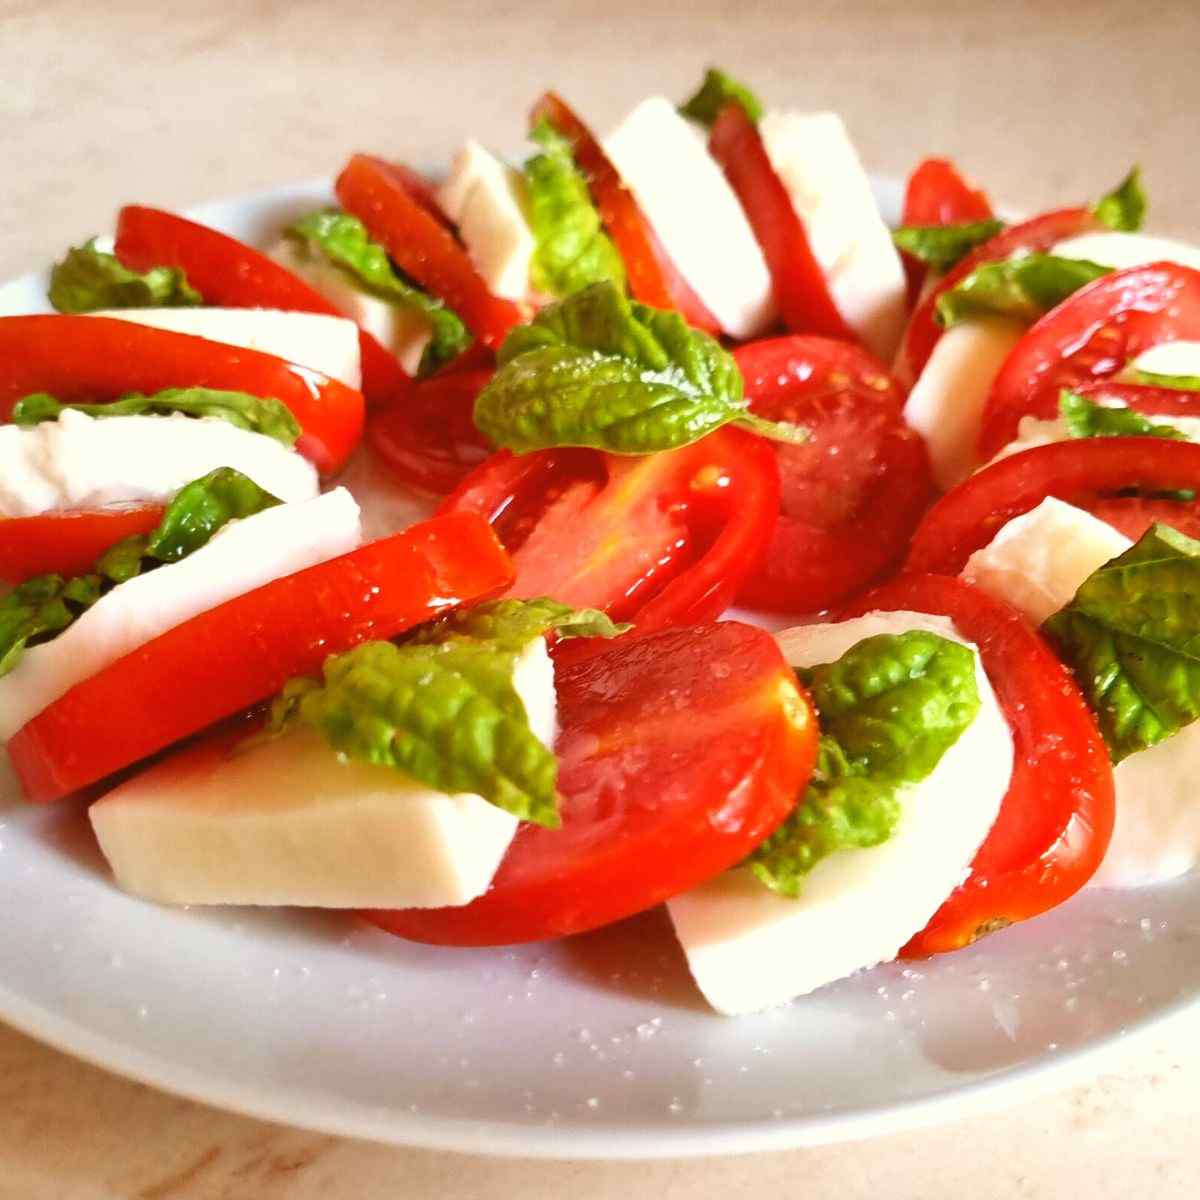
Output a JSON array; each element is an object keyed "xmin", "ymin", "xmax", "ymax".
[{"xmin": 6, "ymin": 68, "xmax": 1200, "ymax": 1016}]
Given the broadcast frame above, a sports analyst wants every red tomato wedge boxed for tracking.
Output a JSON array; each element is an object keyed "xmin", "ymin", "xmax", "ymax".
[
  {"xmin": 842, "ymin": 573, "xmax": 1115, "ymax": 957},
  {"xmin": 439, "ymin": 427, "xmax": 780, "ymax": 631},
  {"xmin": 0, "ymin": 505, "xmax": 165, "ymax": 586},
  {"xmin": 531, "ymin": 92, "xmax": 721, "ymax": 334},
  {"xmin": 368, "ymin": 366, "xmax": 493, "ymax": 494},
  {"xmin": 368, "ymin": 621, "xmax": 819, "ymax": 946},
  {"xmin": 1085, "ymin": 496, "xmax": 1200, "ymax": 541},
  {"xmin": 336, "ymin": 155, "xmax": 524, "ymax": 349},
  {"xmin": 114, "ymin": 206, "xmax": 409, "ymax": 407},
  {"xmin": 906, "ymin": 437, "xmax": 1200, "ymax": 576},
  {"xmin": 0, "ymin": 315, "xmax": 364, "ymax": 476},
  {"xmin": 896, "ymin": 206, "xmax": 1104, "ymax": 385},
  {"xmin": 733, "ymin": 336, "xmax": 933, "ymax": 612},
  {"xmin": 708, "ymin": 104, "xmax": 854, "ymax": 341},
  {"xmin": 977, "ymin": 263, "xmax": 1200, "ymax": 460},
  {"xmin": 7, "ymin": 513, "xmax": 513, "ymax": 804}
]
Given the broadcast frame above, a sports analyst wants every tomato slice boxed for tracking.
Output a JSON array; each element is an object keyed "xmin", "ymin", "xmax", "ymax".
[
  {"xmin": 530, "ymin": 92, "xmax": 721, "ymax": 334},
  {"xmin": 335, "ymin": 155, "xmax": 524, "ymax": 350},
  {"xmin": 842, "ymin": 573, "xmax": 1115, "ymax": 956},
  {"xmin": 896, "ymin": 207, "xmax": 1103, "ymax": 385},
  {"xmin": 978, "ymin": 263, "xmax": 1200, "ymax": 460},
  {"xmin": 7, "ymin": 513, "xmax": 513, "ymax": 803},
  {"xmin": 368, "ymin": 366, "xmax": 493, "ymax": 494},
  {"xmin": 0, "ymin": 505, "xmax": 166, "ymax": 586},
  {"xmin": 708, "ymin": 104, "xmax": 853, "ymax": 341},
  {"xmin": 732, "ymin": 336, "xmax": 932, "ymax": 612},
  {"xmin": 439, "ymin": 427, "xmax": 780, "ymax": 631},
  {"xmin": 1084, "ymin": 495, "xmax": 1200, "ymax": 541},
  {"xmin": 368, "ymin": 621, "xmax": 818, "ymax": 945},
  {"xmin": 0, "ymin": 315, "xmax": 364, "ymax": 476},
  {"xmin": 906, "ymin": 437, "xmax": 1200, "ymax": 575},
  {"xmin": 114, "ymin": 206, "xmax": 409, "ymax": 408}
]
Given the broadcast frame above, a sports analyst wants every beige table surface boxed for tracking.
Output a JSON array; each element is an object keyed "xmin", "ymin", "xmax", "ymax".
[{"xmin": 4, "ymin": 1, "xmax": 1200, "ymax": 1195}]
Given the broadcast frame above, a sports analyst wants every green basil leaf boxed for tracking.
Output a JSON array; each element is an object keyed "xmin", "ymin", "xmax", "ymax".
[
  {"xmin": 413, "ymin": 597, "xmax": 630, "ymax": 648},
  {"xmin": 1044, "ymin": 523, "xmax": 1200, "ymax": 762},
  {"xmin": 749, "ymin": 631, "xmax": 980, "ymax": 897},
  {"xmin": 0, "ymin": 574, "xmax": 104, "ymax": 678},
  {"xmin": 11, "ymin": 387, "xmax": 301, "ymax": 448},
  {"xmin": 48, "ymin": 239, "xmax": 202, "ymax": 313},
  {"xmin": 1093, "ymin": 167, "xmax": 1146, "ymax": 233},
  {"xmin": 1128, "ymin": 367, "xmax": 1200, "ymax": 394},
  {"xmin": 286, "ymin": 209, "xmax": 471, "ymax": 374},
  {"xmin": 891, "ymin": 219, "xmax": 1005, "ymax": 273},
  {"xmin": 935, "ymin": 254, "xmax": 1111, "ymax": 328},
  {"xmin": 679, "ymin": 67, "xmax": 764, "ymax": 127},
  {"xmin": 1060, "ymin": 389, "xmax": 1187, "ymax": 441}
]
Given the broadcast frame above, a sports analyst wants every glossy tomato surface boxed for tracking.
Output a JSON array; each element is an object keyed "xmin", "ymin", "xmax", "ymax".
[{"xmin": 0, "ymin": 505, "xmax": 165, "ymax": 585}]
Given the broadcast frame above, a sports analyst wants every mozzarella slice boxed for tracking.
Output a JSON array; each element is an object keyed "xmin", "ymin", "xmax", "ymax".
[
  {"xmin": 1052, "ymin": 231, "xmax": 1200, "ymax": 273},
  {"xmin": 91, "ymin": 307, "xmax": 362, "ymax": 391},
  {"xmin": 989, "ymin": 409, "xmax": 1200, "ymax": 466},
  {"xmin": 0, "ymin": 488, "xmax": 361, "ymax": 740},
  {"xmin": 759, "ymin": 111, "xmax": 907, "ymax": 362},
  {"xmin": 0, "ymin": 409, "xmax": 319, "ymax": 519},
  {"xmin": 1126, "ymin": 340, "xmax": 1200, "ymax": 379},
  {"xmin": 89, "ymin": 638, "xmax": 557, "ymax": 908},
  {"xmin": 269, "ymin": 237, "xmax": 432, "ymax": 377},
  {"xmin": 604, "ymin": 96, "xmax": 775, "ymax": 338},
  {"xmin": 667, "ymin": 611, "xmax": 1012, "ymax": 1015},
  {"xmin": 903, "ymin": 317, "xmax": 1026, "ymax": 488},
  {"xmin": 437, "ymin": 140, "xmax": 537, "ymax": 301}
]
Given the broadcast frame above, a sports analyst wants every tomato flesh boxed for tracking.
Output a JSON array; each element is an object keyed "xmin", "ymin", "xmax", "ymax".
[
  {"xmin": 368, "ymin": 621, "xmax": 818, "ymax": 946},
  {"xmin": 7, "ymin": 513, "xmax": 514, "ymax": 803},
  {"xmin": 843, "ymin": 574, "xmax": 1115, "ymax": 956}
]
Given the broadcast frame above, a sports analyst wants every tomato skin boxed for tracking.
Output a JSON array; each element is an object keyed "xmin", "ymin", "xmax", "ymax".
[
  {"xmin": 368, "ymin": 621, "xmax": 819, "ymax": 946},
  {"xmin": 709, "ymin": 104, "xmax": 854, "ymax": 341},
  {"xmin": 0, "ymin": 315, "xmax": 364, "ymax": 476},
  {"xmin": 732, "ymin": 336, "xmax": 933, "ymax": 613},
  {"xmin": 1085, "ymin": 495, "xmax": 1200, "ymax": 541},
  {"xmin": 906, "ymin": 437, "xmax": 1200, "ymax": 576},
  {"xmin": 115, "ymin": 206, "xmax": 409, "ymax": 408},
  {"xmin": 978, "ymin": 263, "xmax": 1200, "ymax": 460},
  {"xmin": 0, "ymin": 505, "xmax": 166, "ymax": 585},
  {"xmin": 439, "ymin": 427, "xmax": 780, "ymax": 632},
  {"xmin": 531, "ymin": 92, "xmax": 721, "ymax": 334},
  {"xmin": 7, "ymin": 513, "xmax": 514, "ymax": 804},
  {"xmin": 336, "ymin": 155, "xmax": 525, "ymax": 349},
  {"xmin": 842, "ymin": 573, "xmax": 1115, "ymax": 957}
]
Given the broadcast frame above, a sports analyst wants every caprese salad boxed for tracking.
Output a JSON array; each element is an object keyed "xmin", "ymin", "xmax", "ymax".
[{"xmin": 8, "ymin": 67, "xmax": 1200, "ymax": 1017}]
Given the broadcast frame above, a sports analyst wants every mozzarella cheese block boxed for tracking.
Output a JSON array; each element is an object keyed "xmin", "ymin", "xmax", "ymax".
[
  {"xmin": 0, "ymin": 488, "xmax": 361, "ymax": 740},
  {"xmin": 92, "ymin": 307, "xmax": 362, "ymax": 391},
  {"xmin": 604, "ymin": 96, "xmax": 775, "ymax": 338},
  {"xmin": 759, "ymin": 111, "xmax": 907, "ymax": 362},
  {"xmin": 1125, "ymin": 339, "xmax": 1200, "ymax": 380},
  {"xmin": 269, "ymin": 236, "xmax": 432, "ymax": 377},
  {"xmin": 667, "ymin": 611, "xmax": 1013, "ymax": 1015},
  {"xmin": 437, "ymin": 140, "xmax": 537, "ymax": 301},
  {"xmin": 903, "ymin": 317, "xmax": 1026, "ymax": 488},
  {"xmin": 0, "ymin": 409, "xmax": 319, "ymax": 519},
  {"xmin": 1052, "ymin": 231, "xmax": 1200, "ymax": 273},
  {"xmin": 89, "ymin": 638, "xmax": 558, "ymax": 908},
  {"xmin": 990, "ymin": 409, "xmax": 1200, "ymax": 466}
]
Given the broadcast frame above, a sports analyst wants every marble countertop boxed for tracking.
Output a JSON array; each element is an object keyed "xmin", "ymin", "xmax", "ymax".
[{"xmin": 3, "ymin": 1, "xmax": 1200, "ymax": 1195}]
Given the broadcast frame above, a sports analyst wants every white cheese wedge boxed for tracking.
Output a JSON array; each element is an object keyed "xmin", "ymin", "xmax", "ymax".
[
  {"xmin": 437, "ymin": 140, "xmax": 537, "ymax": 302},
  {"xmin": 1125, "ymin": 339, "xmax": 1200, "ymax": 380},
  {"xmin": 903, "ymin": 317, "xmax": 1026, "ymax": 489},
  {"xmin": 89, "ymin": 638, "xmax": 558, "ymax": 908},
  {"xmin": 758, "ymin": 111, "xmax": 907, "ymax": 362},
  {"xmin": 269, "ymin": 237, "xmax": 432, "ymax": 377},
  {"xmin": 0, "ymin": 409, "xmax": 319, "ymax": 519},
  {"xmin": 91, "ymin": 307, "xmax": 362, "ymax": 391},
  {"xmin": 1052, "ymin": 231, "xmax": 1200, "ymax": 273},
  {"xmin": 667, "ymin": 611, "xmax": 1012, "ymax": 1015},
  {"xmin": 604, "ymin": 96, "xmax": 775, "ymax": 338},
  {"xmin": 0, "ymin": 488, "xmax": 361, "ymax": 740}
]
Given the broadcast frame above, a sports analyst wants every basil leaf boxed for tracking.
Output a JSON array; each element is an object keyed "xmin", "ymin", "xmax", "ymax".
[
  {"xmin": 524, "ymin": 120, "xmax": 627, "ymax": 299},
  {"xmin": 12, "ymin": 387, "xmax": 301, "ymax": 447},
  {"xmin": 891, "ymin": 219, "xmax": 1005, "ymax": 273},
  {"xmin": 1128, "ymin": 367, "xmax": 1200, "ymax": 394},
  {"xmin": 48, "ymin": 239, "xmax": 202, "ymax": 313},
  {"xmin": 0, "ymin": 574, "xmax": 104, "ymax": 677},
  {"xmin": 935, "ymin": 254, "xmax": 1111, "ymax": 328},
  {"xmin": 749, "ymin": 632, "xmax": 980, "ymax": 897},
  {"xmin": 1060, "ymin": 389, "xmax": 1187, "ymax": 441},
  {"xmin": 286, "ymin": 209, "xmax": 471, "ymax": 374},
  {"xmin": 1093, "ymin": 167, "xmax": 1146, "ymax": 233},
  {"xmin": 1044, "ymin": 524, "xmax": 1200, "ymax": 761},
  {"xmin": 679, "ymin": 67, "xmax": 764, "ymax": 127},
  {"xmin": 413, "ymin": 597, "xmax": 630, "ymax": 647}
]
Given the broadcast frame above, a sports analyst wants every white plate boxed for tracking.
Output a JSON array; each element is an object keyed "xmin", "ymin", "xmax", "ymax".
[{"xmin": 2, "ymin": 179, "xmax": 1199, "ymax": 1160}]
